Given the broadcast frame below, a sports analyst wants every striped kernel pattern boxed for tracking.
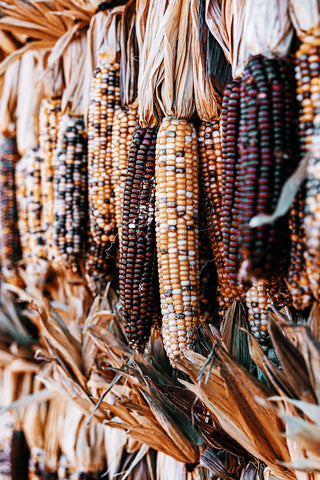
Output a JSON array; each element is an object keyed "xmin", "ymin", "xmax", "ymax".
[
  {"xmin": 119, "ymin": 124, "xmax": 158, "ymax": 352},
  {"xmin": 220, "ymin": 79, "xmax": 244, "ymax": 301},
  {"xmin": 238, "ymin": 55, "xmax": 298, "ymax": 282},
  {"xmin": 155, "ymin": 117, "xmax": 200, "ymax": 363},
  {"xmin": 246, "ymin": 281, "xmax": 273, "ymax": 351},
  {"xmin": 111, "ymin": 106, "xmax": 139, "ymax": 240},
  {"xmin": 198, "ymin": 120, "xmax": 236, "ymax": 312},
  {"xmin": 39, "ymin": 98, "xmax": 62, "ymax": 261},
  {"xmin": 0, "ymin": 135, "xmax": 21, "ymax": 273},
  {"xmin": 53, "ymin": 115, "xmax": 87, "ymax": 271},
  {"xmin": 88, "ymin": 64, "xmax": 121, "ymax": 246}
]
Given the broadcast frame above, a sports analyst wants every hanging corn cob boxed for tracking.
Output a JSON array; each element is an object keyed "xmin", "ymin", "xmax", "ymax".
[
  {"xmin": 87, "ymin": 63, "xmax": 121, "ymax": 246},
  {"xmin": 39, "ymin": 98, "xmax": 62, "ymax": 263},
  {"xmin": 135, "ymin": 0, "xmax": 201, "ymax": 363},
  {"xmin": 25, "ymin": 147, "xmax": 48, "ymax": 274},
  {"xmin": 119, "ymin": 124, "xmax": 158, "ymax": 352},
  {"xmin": 111, "ymin": 107, "xmax": 139, "ymax": 240},
  {"xmin": 237, "ymin": 55, "xmax": 299, "ymax": 283},
  {"xmin": 155, "ymin": 118, "xmax": 200, "ymax": 362},
  {"xmin": 198, "ymin": 120, "xmax": 240, "ymax": 312},
  {"xmin": 52, "ymin": 115, "xmax": 87, "ymax": 272},
  {"xmin": 220, "ymin": 79, "xmax": 245, "ymax": 299},
  {"xmin": 0, "ymin": 135, "xmax": 21, "ymax": 277}
]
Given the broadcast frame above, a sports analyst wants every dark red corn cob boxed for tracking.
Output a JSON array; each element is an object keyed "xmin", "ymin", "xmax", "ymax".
[
  {"xmin": 238, "ymin": 55, "xmax": 299, "ymax": 283},
  {"xmin": 119, "ymin": 124, "xmax": 159, "ymax": 352},
  {"xmin": 220, "ymin": 79, "xmax": 244, "ymax": 303}
]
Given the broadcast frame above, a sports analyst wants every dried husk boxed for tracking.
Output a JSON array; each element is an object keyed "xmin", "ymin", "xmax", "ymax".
[
  {"xmin": 136, "ymin": 0, "xmax": 167, "ymax": 126},
  {"xmin": 205, "ymin": 0, "xmax": 232, "ymax": 65},
  {"xmin": 0, "ymin": 59, "xmax": 20, "ymax": 135},
  {"xmin": 60, "ymin": 28, "xmax": 88, "ymax": 116},
  {"xmin": 176, "ymin": 347, "xmax": 295, "ymax": 480},
  {"xmin": 243, "ymin": 0, "xmax": 294, "ymax": 60},
  {"xmin": 289, "ymin": 0, "xmax": 320, "ymax": 40},
  {"xmin": 16, "ymin": 50, "xmax": 48, "ymax": 156},
  {"xmin": 120, "ymin": 0, "xmax": 139, "ymax": 107}
]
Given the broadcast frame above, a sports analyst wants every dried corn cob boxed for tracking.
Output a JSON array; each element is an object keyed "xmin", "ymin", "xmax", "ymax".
[
  {"xmin": 0, "ymin": 135, "xmax": 21, "ymax": 275},
  {"xmin": 15, "ymin": 155, "xmax": 30, "ymax": 262},
  {"xmin": 155, "ymin": 117, "xmax": 200, "ymax": 363},
  {"xmin": 53, "ymin": 115, "xmax": 87, "ymax": 272},
  {"xmin": 23, "ymin": 147, "xmax": 47, "ymax": 274},
  {"xmin": 88, "ymin": 64, "xmax": 121, "ymax": 246},
  {"xmin": 220, "ymin": 79, "xmax": 244, "ymax": 301},
  {"xmin": 119, "ymin": 124, "xmax": 158, "ymax": 351},
  {"xmin": 238, "ymin": 55, "xmax": 298, "ymax": 283},
  {"xmin": 39, "ymin": 98, "xmax": 62, "ymax": 262},
  {"xmin": 198, "ymin": 120, "xmax": 237, "ymax": 312},
  {"xmin": 111, "ymin": 106, "xmax": 139, "ymax": 241},
  {"xmin": 245, "ymin": 281, "xmax": 273, "ymax": 351}
]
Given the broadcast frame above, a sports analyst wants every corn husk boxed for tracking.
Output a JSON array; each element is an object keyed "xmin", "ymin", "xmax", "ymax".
[
  {"xmin": 136, "ymin": 0, "xmax": 168, "ymax": 126},
  {"xmin": 176, "ymin": 340, "xmax": 295, "ymax": 480},
  {"xmin": 205, "ymin": 0, "xmax": 232, "ymax": 64},
  {"xmin": 243, "ymin": 0, "xmax": 293, "ymax": 60},
  {"xmin": 190, "ymin": 0, "xmax": 219, "ymax": 122},
  {"xmin": 289, "ymin": 0, "xmax": 320, "ymax": 40},
  {"xmin": 0, "ymin": 59, "xmax": 20, "ymax": 135},
  {"xmin": 16, "ymin": 51, "xmax": 48, "ymax": 156},
  {"xmin": 120, "ymin": 0, "xmax": 139, "ymax": 107}
]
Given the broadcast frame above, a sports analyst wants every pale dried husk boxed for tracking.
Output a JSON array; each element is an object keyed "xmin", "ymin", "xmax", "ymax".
[
  {"xmin": 243, "ymin": 0, "xmax": 294, "ymax": 60},
  {"xmin": 0, "ymin": 59, "xmax": 20, "ymax": 135},
  {"xmin": 205, "ymin": 0, "xmax": 232, "ymax": 64},
  {"xmin": 16, "ymin": 50, "xmax": 48, "ymax": 156},
  {"xmin": 289, "ymin": 0, "xmax": 320, "ymax": 40},
  {"xmin": 138, "ymin": 0, "xmax": 195, "ymax": 124}
]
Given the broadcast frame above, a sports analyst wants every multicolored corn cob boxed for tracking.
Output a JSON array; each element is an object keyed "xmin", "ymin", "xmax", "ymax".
[
  {"xmin": 85, "ymin": 233, "xmax": 113, "ymax": 295},
  {"xmin": 53, "ymin": 115, "xmax": 87, "ymax": 271},
  {"xmin": 87, "ymin": 64, "xmax": 121, "ymax": 246},
  {"xmin": 119, "ymin": 124, "xmax": 158, "ymax": 352},
  {"xmin": 111, "ymin": 106, "xmax": 139, "ymax": 241},
  {"xmin": 238, "ymin": 55, "xmax": 299, "ymax": 283},
  {"xmin": 0, "ymin": 135, "xmax": 21, "ymax": 274},
  {"xmin": 155, "ymin": 117, "xmax": 200, "ymax": 363},
  {"xmin": 220, "ymin": 79, "xmax": 244, "ymax": 300},
  {"xmin": 39, "ymin": 98, "xmax": 62, "ymax": 261},
  {"xmin": 25, "ymin": 147, "xmax": 47, "ymax": 273},
  {"xmin": 198, "ymin": 120, "xmax": 238, "ymax": 312}
]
